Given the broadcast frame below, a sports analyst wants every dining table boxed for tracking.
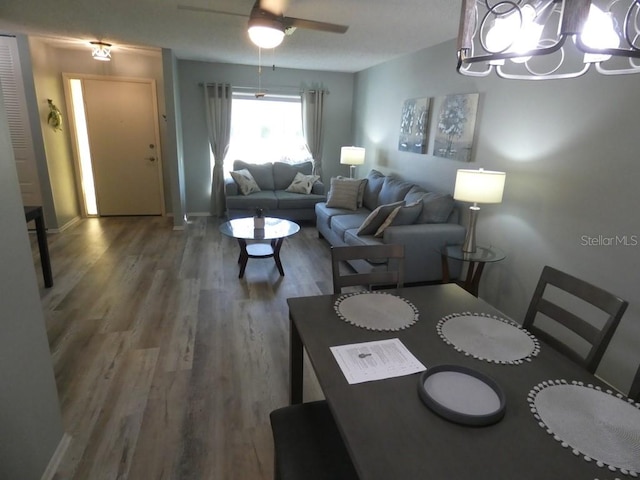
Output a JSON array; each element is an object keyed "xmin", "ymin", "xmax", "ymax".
[{"xmin": 287, "ymin": 284, "xmax": 639, "ymax": 480}]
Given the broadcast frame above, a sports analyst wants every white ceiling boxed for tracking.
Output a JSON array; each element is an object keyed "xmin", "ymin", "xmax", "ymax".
[{"xmin": 0, "ymin": 0, "xmax": 462, "ymax": 72}]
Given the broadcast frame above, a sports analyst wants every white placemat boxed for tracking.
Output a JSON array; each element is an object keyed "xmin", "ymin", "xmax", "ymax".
[
  {"xmin": 436, "ymin": 312, "xmax": 540, "ymax": 365},
  {"xmin": 529, "ymin": 381, "xmax": 640, "ymax": 477},
  {"xmin": 334, "ymin": 292, "xmax": 419, "ymax": 331}
]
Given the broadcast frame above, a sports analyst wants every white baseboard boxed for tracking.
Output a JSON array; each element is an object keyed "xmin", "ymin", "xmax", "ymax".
[{"xmin": 41, "ymin": 432, "xmax": 72, "ymax": 480}]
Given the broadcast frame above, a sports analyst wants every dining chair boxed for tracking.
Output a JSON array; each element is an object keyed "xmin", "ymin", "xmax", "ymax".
[
  {"xmin": 331, "ymin": 244, "xmax": 405, "ymax": 294},
  {"xmin": 269, "ymin": 400, "xmax": 359, "ymax": 480},
  {"xmin": 522, "ymin": 265, "xmax": 628, "ymax": 374},
  {"xmin": 629, "ymin": 364, "xmax": 640, "ymax": 402}
]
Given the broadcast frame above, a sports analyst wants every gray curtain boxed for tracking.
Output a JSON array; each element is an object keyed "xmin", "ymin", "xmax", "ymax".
[
  {"xmin": 204, "ymin": 83, "xmax": 232, "ymax": 217},
  {"xmin": 301, "ymin": 89, "xmax": 326, "ymax": 177}
]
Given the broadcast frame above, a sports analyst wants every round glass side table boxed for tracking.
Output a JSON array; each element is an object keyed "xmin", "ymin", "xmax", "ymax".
[{"xmin": 440, "ymin": 245, "xmax": 506, "ymax": 296}]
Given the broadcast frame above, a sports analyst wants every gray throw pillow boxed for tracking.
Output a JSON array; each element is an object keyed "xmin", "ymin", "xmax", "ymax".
[
  {"xmin": 357, "ymin": 201, "xmax": 405, "ymax": 236},
  {"xmin": 230, "ymin": 169, "xmax": 261, "ymax": 196},
  {"xmin": 326, "ymin": 177, "xmax": 362, "ymax": 210},
  {"xmin": 415, "ymin": 192, "xmax": 455, "ymax": 223},
  {"xmin": 285, "ymin": 172, "xmax": 320, "ymax": 194},
  {"xmin": 374, "ymin": 201, "xmax": 423, "ymax": 237},
  {"xmin": 337, "ymin": 176, "xmax": 367, "ymax": 207},
  {"xmin": 362, "ymin": 169, "xmax": 386, "ymax": 210}
]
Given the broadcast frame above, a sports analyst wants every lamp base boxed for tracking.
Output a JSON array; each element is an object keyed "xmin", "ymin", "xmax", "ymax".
[
  {"xmin": 462, "ymin": 206, "xmax": 480, "ymax": 253},
  {"xmin": 349, "ymin": 165, "xmax": 357, "ymax": 179}
]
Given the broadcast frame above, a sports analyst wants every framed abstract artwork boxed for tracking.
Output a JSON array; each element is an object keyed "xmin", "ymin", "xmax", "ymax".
[
  {"xmin": 433, "ymin": 93, "xmax": 479, "ymax": 162},
  {"xmin": 398, "ymin": 97, "xmax": 430, "ymax": 154}
]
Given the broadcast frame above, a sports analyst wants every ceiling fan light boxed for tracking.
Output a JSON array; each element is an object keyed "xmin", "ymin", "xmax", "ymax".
[{"xmin": 248, "ymin": 25, "xmax": 285, "ymax": 49}]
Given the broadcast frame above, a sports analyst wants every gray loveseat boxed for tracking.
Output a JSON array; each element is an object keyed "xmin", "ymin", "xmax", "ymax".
[
  {"xmin": 316, "ymin": 169, "xmax": 465, "ymax": 284},
  {"xmin": 225, "ymin": 160, "xmax": 326, "ymax": 220}
]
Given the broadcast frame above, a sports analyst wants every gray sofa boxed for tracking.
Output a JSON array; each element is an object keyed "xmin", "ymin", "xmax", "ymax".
[
  {"xmin": 224, "ymin": 160, "xmax": 326, "ymax": 220},
  {"xmin": 316, "ymin": 169, "xmax": 465, "ymax": 284}
]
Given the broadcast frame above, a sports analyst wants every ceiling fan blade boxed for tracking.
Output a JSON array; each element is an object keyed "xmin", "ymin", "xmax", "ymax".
[
  {"xmin": 259, "ymin": 0, "xmax": 289, "ymax": 16},
  {"xmin": 283, "ymin": 16, "xmax": 348, "ymax": 34},
  {"xmin": 177, "ymin": 5, "xmax": 247, "ymax": 19}
]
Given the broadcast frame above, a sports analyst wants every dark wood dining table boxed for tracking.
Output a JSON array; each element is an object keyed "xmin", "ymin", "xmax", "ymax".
[{"xmin": 287, "ymin": 284, "xmax": 623, "ymax": 480}]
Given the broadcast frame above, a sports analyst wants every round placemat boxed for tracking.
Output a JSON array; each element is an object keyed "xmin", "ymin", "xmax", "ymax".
[
  {"xmin": 529, "ymin": 381, "xmax": 640, "ymax": 477},
  {"xmin": 334, "ymin": 292, "xmax": 419, "ymax": 331},
  {"xmin": 436, "ymin": 312, "xmax": 540, "ymax": 365}
]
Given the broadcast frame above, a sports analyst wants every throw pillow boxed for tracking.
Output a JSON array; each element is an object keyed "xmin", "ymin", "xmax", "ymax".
[
  {"xmin": 230, "ymin": 169, "xmax": 261, "ymax": 196},
  {"xmin": 356, "ymin": 201, "xmax": 405, "ymax": 236},
  {"xmin": 337, "ymin": 176, "xmax": 367, "ymax": 207},
  {"xmin": 326, "ymin": 177, "xmax": 362, "ymax": 210},
  {"xmin": 285, "ymin": 172, "xmax": 320, "ymax": 194},
  {"xmin": 415, "ymin": 192, "xmax": 455, "ymax": 224},
  {"xmin": 374, "ymin": 201, "xmax": 423, "ymax": 237}
]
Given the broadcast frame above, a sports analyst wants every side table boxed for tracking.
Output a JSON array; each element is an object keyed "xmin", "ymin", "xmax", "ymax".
[
  {"xmin": 440, "ymin": 245, "xmax": 505, "ymax": 297},
  {"xmin": 24, "ymin": 206, "xmax": 53, "ymax": 288}
]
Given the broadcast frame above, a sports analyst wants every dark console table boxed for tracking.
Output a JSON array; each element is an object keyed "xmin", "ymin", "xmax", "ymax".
[{"xmin": 24, "ymin": 206, "xmax": 53, "ymax": 288}]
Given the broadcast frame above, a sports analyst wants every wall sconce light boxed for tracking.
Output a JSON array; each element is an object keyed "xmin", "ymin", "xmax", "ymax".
[
  {"xmin": 90, "ymin": 41, "xmax": 112, "ymax": 61},
  {"xmin": 457, "ymin": 0, "xmax": 640, "ymax": 80},
  {"xmin": 453, "ymin": 168, "xmax": 506, "ymax": 253},
  {"xmin": 340, "ymin": 146, "xmax": 365, "ymax": 178}
]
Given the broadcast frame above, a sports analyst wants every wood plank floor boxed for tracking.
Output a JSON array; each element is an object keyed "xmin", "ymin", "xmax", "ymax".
[{"xmin": 33, "ymin": 216, "xmax": 328, "ymax": 480}]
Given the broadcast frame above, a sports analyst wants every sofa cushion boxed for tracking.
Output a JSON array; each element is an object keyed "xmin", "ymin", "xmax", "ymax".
[
  {"xmin": 225, "ymin": 190, "xmax": 278, "ymax": 212},
  {"xmin": 275, "ymin": 191, "xmax": 326, "ymax": 210},
  {"xmin": 233, "ymin": 160, "xmax": 275, "ymax": 190},
  {"xmin": 285, "ymin": 172, "xmax": 320, "ymax": 194},
  {"xmin": 336, "ymin": 177, "xmax": 367, "ymax": 207},
  {"xmin": 363, "ymin": 170, "xmax": 385, "ymax": 210},
  {"xmin": 404, "ymin": 185, "xmax": 429, "ymax": 204},
  {"xmin": 414, "ymin": 192, "xmax": 455, "ymax": 224},
  {"xmin": 230, "ymin": 169, "xmax": 261, "ymax": 195},
  {"xmin": 326, "ymin": 177, "xmax": 361, "ymax": 210},
  {"xmin": 273, "ymin": 161, "xmax": 314, "ymax": 190},
  {"xmin": 331, "ymin": 213, "xmax": 370, "ymax": 241},
  {"xmin": 374, "ymin": 201, "xmax": 423, "ymax": 237},
  {"xmin": 357, "ymin": 201, "xmax": 405, "ymax": 236},
  {"xmin": 378, "ymin": 175, "xmax": 414, "ymax": 206}
]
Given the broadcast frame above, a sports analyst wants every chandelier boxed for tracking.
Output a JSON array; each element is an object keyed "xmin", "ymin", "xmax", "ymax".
[
  {"xmin": 90, "ymin": 41, "xmax": 112, "ymax": 61},
  {"xmin": 457, "ymin": 0, "xmax": 640, "ymax": 79}
]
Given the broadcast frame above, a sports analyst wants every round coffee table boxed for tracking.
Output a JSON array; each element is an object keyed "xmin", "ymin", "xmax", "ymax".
[{"xmin": 219, "ymin": 217, "xmax": 300, "ymax": 278}]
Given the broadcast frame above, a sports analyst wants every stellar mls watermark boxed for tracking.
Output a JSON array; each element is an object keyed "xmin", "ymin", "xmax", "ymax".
[{"xmin": 580, "ymin": 235, "xmax": 638, "ymax": 247}]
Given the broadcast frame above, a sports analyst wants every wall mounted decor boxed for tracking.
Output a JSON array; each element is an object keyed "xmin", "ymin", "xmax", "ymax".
[
  {"xmin": 398, "ymin": 97, "xmax": 430, "ymax": 154},
  {"xmin": 47, "ymin": 99, "xmax": 63, "ymax": 131},
  {"xmin": 433, "ymin": 93, "xmax": 479, "ymax": 162}
]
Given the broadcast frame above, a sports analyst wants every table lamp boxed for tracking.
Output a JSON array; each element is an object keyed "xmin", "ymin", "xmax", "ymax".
[
  {"xmin": 340, "ymin": 146, "xmax": 365, "ymax": 178},
  {"xmin": 453, "ymin": 168, "xmax": 506, "ymax": 253}
]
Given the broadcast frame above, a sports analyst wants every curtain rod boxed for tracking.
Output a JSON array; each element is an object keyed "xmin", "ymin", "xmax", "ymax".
[{"xmin": 199, "ymin": 83, "xmax": 329, "ymax": 94}]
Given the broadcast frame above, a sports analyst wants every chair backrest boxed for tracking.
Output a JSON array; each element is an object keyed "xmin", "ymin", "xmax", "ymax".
[
  {"xmin": 522, "ymin": 265, "xmax": 628, "ymax": 374},
  {"xmin": 331, "ymin": 244, "xmax": 405, "ymax": 294},
  {"xmin": 629, "ymin": 364, "xmax": 640, "ymax": 402}
]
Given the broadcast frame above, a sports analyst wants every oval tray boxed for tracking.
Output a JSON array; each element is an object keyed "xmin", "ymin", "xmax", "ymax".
[{"xmin": 417, "ymin": 364, "xmax": 506, "ymax": 426}]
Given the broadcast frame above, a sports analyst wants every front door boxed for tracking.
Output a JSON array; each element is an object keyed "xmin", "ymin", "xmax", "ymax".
[{"xmin": 82, "ymin": 78, "xmax": 163, "ymax": 216}]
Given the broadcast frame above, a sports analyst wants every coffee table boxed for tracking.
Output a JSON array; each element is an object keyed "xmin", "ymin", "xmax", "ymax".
[{"xmin": 219, "ymin": 217, "xmax": 300, "ymax": 278}]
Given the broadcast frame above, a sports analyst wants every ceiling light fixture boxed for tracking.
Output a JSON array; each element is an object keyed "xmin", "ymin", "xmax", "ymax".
[
  {"xmin": 247, "ymin": 2, "xmax": 286, "ymax": 49},
  {"xmin": 90, "ymin": 41, "xmax": 112, "ymax": 61},
  {"xmin": 457, "ymin": 0, "xmax": 640, "ymax": 80}
]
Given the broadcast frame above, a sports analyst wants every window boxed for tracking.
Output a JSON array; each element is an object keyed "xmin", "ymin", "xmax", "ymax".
[{"xmin": 222, "ymin": 93, "xmax": 311, "ymax": 173}]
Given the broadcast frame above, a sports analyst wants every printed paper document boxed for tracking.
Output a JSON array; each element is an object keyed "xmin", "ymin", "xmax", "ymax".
[{"xmin": 330, "ymin": 338, "xmax": 426, "ymax": 384}]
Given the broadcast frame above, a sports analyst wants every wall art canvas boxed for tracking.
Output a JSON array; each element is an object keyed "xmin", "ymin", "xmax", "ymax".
[
  {"xmin": 433, "ymin": 93, "xmax": 479, "ymax": 162},
  {"xmin": 398, "ymin": 97, "xmax": 430, "ymax": 153}
]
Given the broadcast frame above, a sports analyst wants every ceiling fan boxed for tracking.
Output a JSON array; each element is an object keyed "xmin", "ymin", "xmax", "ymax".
[{"xmin": 178, "ymin": 0, "xmax": 349, "ymax": 49}]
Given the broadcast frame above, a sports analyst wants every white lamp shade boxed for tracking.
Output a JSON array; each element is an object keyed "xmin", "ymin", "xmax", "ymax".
[
  {"xmin": 248, "ymin": 25, "xmax": 285, "ymax": 49},
  {"xmin": 454, "ymin": 169, "xmax": 506, "ymax": 204},
  {"xmin": 340, "ymin": 146, "xmax": 365, "ymax": 166}
]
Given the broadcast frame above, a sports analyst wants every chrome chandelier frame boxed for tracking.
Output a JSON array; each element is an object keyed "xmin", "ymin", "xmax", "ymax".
[{"xmin": 457, "ymin": 0, "xmax": 640, "ymax": 79}]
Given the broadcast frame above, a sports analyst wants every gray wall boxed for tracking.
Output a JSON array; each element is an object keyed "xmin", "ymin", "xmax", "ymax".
[
  {"xmin": 177, "ymin": 60, "xmax": 355, "ymax": 214},
  {"xmin": 352, "ymin": 39, "xmax": 640, "ymax": 393},
  {"xmin": 0, "ymin": 77, "xmax": 64, "ymax": 479}
]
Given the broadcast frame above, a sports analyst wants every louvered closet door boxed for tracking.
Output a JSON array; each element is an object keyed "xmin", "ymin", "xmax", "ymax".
[{"xmin": 0, "ymin": 36, "xmax": 42, "ymax": 207}]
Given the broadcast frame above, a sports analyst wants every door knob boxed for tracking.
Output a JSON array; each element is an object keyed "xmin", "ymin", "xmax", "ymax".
[{"xmin": 146, "ymin": 157, "xmax": 156, "ymax": 162}]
